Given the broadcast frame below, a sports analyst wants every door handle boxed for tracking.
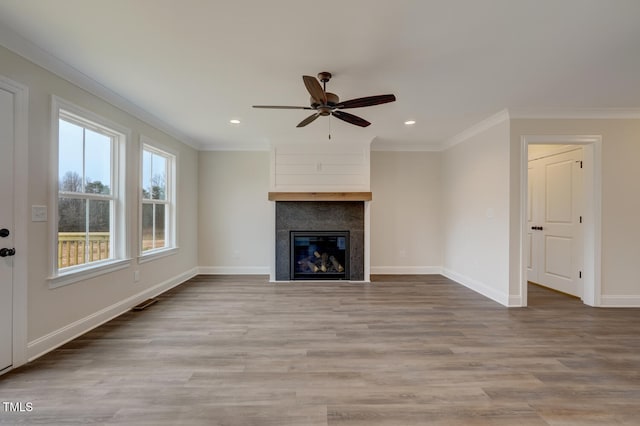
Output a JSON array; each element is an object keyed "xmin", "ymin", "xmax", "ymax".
[
  {"xmin": 530, "ymin": 226, "xmax": 544, "ymax": 231},
  {"xmin": 0, "ymin": 248, "xmax": 15, "ymax": 257},
  {"xmin": 0, "ymin": 228, "xmax": 9, "ymax": 238}
]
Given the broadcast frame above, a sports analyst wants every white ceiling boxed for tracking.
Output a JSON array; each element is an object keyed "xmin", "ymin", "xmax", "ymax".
[{"xmin": 1, "ymin": 0, "xmax": 639, "ymax": 150}]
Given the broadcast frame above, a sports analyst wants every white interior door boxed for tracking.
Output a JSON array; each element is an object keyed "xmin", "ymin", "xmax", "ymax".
[
  {"xmin": 528, "ymin": 148, "xmax": 583, "ymax": 297},
  {"xmin": 0, "ymin": 86, "xmax": 15, "ymax": 372}
]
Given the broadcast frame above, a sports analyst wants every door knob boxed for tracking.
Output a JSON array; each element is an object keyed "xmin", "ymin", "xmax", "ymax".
[
  {"xmin": 0, "ymin": 248, "xmax": 15, "ymax": 257},
  {"xmin": 0, "ymin": 228, "xmax": 9, "ymax": 238}
]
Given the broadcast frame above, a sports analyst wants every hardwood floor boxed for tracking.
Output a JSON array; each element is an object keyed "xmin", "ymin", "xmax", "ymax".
[{"xmin": 1, "ymin": 275, "xmax": 639, "ymax": 425}]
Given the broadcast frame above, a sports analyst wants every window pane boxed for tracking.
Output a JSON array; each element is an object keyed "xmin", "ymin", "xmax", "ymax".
[
  {"xmin": 58, "ymin": 197, "xmax": 86, "ymax": 233},
  {"xmin": 88, "ymin": 200, "xmax": 111, "ymax": 262},
  {"xmin": 142, "ymin": 203, "xmax": 154, "ymax": 251},
  {"xmin": 58, "ymin": 197, "xmax": 86, "ymax": 269},
  {"xmin": 154, "ymin": 204, "xmax": 166, "ymax": 249},
  {"xmin": 59, "ymin": 120, "xmax": 84, "ymax": 192},
  {"xmin": 85, "ymin": 129, "xmax": 111, "ymax": 195},
  {"xmin": 142, "ymin": 150, "xmax": 152, "ymax": 200},
  {"xmin": 141, "ymin": 145, "xmax": 174, "ymax": 256},
  {"xmin": 151, "ymin": 154, "xmax": 167, "ymax": 200}
]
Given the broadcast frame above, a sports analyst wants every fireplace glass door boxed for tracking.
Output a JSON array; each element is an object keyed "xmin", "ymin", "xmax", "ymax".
[{"xmin": 290, "ymin": 231, "xmax": 349, "ymax": 280}]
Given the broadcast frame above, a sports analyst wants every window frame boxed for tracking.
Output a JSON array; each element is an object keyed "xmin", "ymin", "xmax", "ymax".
[
  {"xmin": 49, "ymin": 96, "xmax": 131, "ymax": 288},
  {"xmin": 138, "ymin": 136, "xmax": 178, "ymax": 263}
]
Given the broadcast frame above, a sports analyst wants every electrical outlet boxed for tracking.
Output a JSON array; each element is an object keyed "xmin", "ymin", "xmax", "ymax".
[{"xmin": 133, "ymin": 270, "xmax": 140, "ymax": 282}]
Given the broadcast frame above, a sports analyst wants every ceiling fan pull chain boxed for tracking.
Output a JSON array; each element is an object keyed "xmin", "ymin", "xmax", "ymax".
[{"xmin": 328, "ymin": 115, "xmax": 331, "ymax": 140}]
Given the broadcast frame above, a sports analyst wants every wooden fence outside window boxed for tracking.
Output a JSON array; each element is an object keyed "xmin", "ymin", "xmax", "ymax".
[{"xmin": 58, "ymin": 232, "xmax": 110, "ymax": 269}]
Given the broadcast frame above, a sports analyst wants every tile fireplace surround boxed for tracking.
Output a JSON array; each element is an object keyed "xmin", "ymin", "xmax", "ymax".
[{"xmin": 274, "ymin": 200, "xmax": 366, "ymax": 281}]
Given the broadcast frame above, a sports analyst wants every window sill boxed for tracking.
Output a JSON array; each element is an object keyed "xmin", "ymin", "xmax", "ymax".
[
  {"xmin": 138, "ymin": 247, "xmax": 179, "ymax": 264},
  {"xmin": 48, "ymin": 258, "xmax": 132, "ymax": 289}
]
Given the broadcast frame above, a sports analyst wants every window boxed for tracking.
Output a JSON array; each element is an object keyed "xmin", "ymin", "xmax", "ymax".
[
  {"xmin": 140, "ymin": 139, "xmax": 176, "ymax": 258},
  {"xmin": 51, "ymin": 97, "xmax": 129, "ymax": 287}
]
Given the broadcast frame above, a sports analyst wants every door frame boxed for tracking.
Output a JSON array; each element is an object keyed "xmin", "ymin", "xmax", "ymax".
[
  {"xmin": 520, "ymin": 135, "xmax": 602, "ymax": 307},
  {"xmin": 0, "ymin": 75, "xmax": 29, "ymax": 373}
]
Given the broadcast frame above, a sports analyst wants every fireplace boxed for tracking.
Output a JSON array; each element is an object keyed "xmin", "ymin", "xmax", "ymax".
[
  {"xmin": 275, "ymin": 201, "xmax": 364, "ymax": 281},
  {"xmin": 291, "ymin": 231, "xmax": 349, "ymax": 280}
]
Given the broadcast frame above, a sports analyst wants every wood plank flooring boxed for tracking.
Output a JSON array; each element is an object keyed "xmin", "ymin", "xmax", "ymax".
[{"xmin": 1, "ymin": 275, "xmax": 639, "ymax": 425}]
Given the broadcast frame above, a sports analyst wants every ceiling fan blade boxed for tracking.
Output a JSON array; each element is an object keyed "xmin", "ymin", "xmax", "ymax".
[
  {"xmin": 302, "ymin": 75, "xmax": 327, "ymax": 105},
  {"xmin": 332, "ymin": 110, "xmax": 371, "ymax": 127},
  {"xmin": 253, "ymin": 105, "xmax": 313, "ymax": 109},
  {"xmin": 296, "ymin": 113, "xmax": 321, "ymax": 128},
  {"xmin": 337, "ymin": 94, "xmax": 396, "ymax": 109}
]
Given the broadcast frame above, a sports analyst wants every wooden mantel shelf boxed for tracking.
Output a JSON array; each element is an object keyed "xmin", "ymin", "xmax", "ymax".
[{"xmin": 268, "ymin": 192, "xmax": 372, "ymax": 202}]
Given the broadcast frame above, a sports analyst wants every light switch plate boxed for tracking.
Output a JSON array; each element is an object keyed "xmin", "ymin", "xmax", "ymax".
[{"xmin": 32, "ymin": 205, "xmax": 48, "ymax": 222}]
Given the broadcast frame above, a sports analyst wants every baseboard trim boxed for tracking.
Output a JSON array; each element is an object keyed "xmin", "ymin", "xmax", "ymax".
[
  {"xmin": 370, "ymin": 266, "xmax": 442, "ymax": 275},
  {"xmin": 441, "ymin": 268, "xmax": 510, "ymax": 307},
  {"xmin": 203, "ymin": 266, "xmax": 441, "ymax": 277},
  {"xmin": 198, "ymin": 266, "xmax": 270, "ymax": 275},
  {"xmin": 599, "ymin": 295, "xmax": 640, "ymax": 308},
  {"xmin": 27, "ymin": 267, "xmax": 198, "ymax": 362}
]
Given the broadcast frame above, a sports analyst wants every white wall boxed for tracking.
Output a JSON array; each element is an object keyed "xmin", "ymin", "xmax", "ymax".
[
  {"xmin": 370, "ymin": 151, "xmax": 441, "ymax": 273},
  {"xmin": 198, "ymin": 151, "xmax": 272, "ymax": 274},
  {"xmin": 0, "ymin": 45, "xmax": 199, "ymax": 361},
  {"xmin": 441, "ymin": 118, "xmax": 511, "ymax": 305},
  {"xmin": 509, "ymin": 119, "xmax": 640, "ymax": 306}
]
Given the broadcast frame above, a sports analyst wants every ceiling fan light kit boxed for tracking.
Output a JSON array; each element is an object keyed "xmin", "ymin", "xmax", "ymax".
[{"xmin": 253, "ymin": 71, "xmax": 396, "ymax": 130}]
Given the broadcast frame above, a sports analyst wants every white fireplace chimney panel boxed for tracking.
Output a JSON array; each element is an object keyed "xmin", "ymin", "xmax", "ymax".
[{"xmin": 270, "ymin": 141, "xmax": 371, "ymax": 192}]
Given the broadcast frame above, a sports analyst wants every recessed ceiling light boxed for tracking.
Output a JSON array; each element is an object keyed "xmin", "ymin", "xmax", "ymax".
[
  {"xmin": 229, "ymin": 119, "xmax": 241, "ymax": 124},
  {"xmin": 404, "ymin": 120, "xmax": 416, "ymax": 125}
]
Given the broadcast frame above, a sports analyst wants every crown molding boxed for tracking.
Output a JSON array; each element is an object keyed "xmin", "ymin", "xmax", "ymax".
[
  {"xmin": 441, "ymin": 106, "xmax": 640, "ymax": 152},
  {"xmin": 509, "ymin": 107, "xmax": 640, "ymax": 119},
  {"xmin": 370, "ymin": 140, "xmax": 442, "ymax": 152},
  {"xmin": 199, "ymin": 140, "xmax": 271, "ymax": 152},
  {"xmin": 441, "ymin": 109, "xmax": 510, "ymax": 151},
  {"xmin": 0, "ymin": 24, "xmax": 200, "ymax": 150}
]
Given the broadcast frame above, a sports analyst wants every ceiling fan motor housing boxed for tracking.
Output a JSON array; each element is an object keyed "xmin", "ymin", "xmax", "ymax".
[{"xmin": 311, "ymin": 92, "xmax": 340, "ymax": 111}]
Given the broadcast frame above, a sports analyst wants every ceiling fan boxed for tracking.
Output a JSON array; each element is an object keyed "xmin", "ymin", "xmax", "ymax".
[{"xmin": 253, "ymin": 72, "xmax": 396, "ymax": 128}]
